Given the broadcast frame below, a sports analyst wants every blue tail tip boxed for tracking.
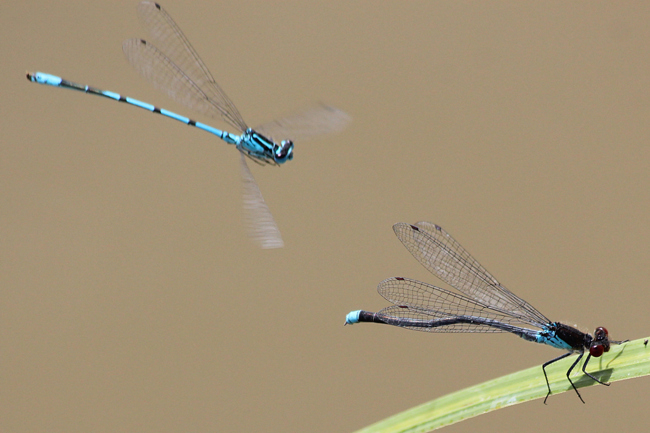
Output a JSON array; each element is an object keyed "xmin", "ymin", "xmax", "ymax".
[
  {"xmin": 345, "ymin": 310, "xmax": 362, "ymax": 325},
  {"xmin": 27, "ymin": 71, "xmax": 62, "ymax": 86}
]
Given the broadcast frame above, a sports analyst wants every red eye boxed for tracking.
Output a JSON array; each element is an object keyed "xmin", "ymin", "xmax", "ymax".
[
  {"xmin": 596, "ymin": 327, "xmax": 609, "ymax": 337},
  {"xmin": 590, "ymin": 344, "xmax": 605, "ymax": 357}
]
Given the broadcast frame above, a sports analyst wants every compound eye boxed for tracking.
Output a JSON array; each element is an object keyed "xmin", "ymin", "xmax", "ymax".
[
  {"xmin": 274, "ymin": 141, "xmax": 293, "ymax": 162},
  {"xmin": 590, "ymin": 344, "xmax": 605, "ymax": 357},
  {"xmin": 595, "ymin": 327, "xmax": 609, "ymax": 338}
]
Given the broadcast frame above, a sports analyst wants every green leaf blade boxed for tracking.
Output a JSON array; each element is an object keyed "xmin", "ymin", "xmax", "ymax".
[{"xmin": 353, "ymin": 337, "xmax": 650, "ymax": 433}]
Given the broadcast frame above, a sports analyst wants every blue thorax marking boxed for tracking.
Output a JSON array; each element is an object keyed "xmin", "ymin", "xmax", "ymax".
[
  {"xmin": 241, "ymin": 129, "xmax": 274, "ymax": 156},
  {"xmin": 535, "ymin": 325, "xmax": 574, "ymax": 351},
  {"xmin": 239, "ymin": 129, "xmax": 294, "ymax": 164}
]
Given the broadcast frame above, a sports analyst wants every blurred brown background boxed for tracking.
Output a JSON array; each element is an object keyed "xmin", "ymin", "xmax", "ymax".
[{"xmin": 2, "ymin": 1, "xmax": 649, "ymax": 432}]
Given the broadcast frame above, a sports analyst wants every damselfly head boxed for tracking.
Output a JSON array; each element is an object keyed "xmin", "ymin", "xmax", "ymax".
[
  {"xmin": 589, "ymin": 326, "xmax": 611, "ymax": 357},
  {"xmin": 273, "ymin": 140, "xmax": 293, "ymax": 163}
]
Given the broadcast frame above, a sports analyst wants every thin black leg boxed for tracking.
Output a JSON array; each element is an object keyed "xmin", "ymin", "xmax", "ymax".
[
  {"xmin": 564, "ymin": 351, "xmax": 585, "ymax": 404},
  {"xmin": 542, "ymin": 351, "xmax": 573, "ymax": 404},
  {"xmin": 581, "ymin": 353, "xmax": 611, "ymax": 386}
]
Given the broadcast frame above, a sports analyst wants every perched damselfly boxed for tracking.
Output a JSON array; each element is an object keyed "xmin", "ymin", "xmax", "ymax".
[{"xmin": 346, "ymin": 222, "xmax": 625, "ymax": 403}]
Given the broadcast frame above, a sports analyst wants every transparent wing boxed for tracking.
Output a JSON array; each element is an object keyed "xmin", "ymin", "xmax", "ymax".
[
  {"xmin": 392, "ymin": 222, "xmax": 549, "ymax": 326},
  {"xmin": 377, "ymin": 277, "xmax": 542, "ymax": 331},
  {"xmin": 240, "ymin": 153, "xmax": 284, "ymax": 249},
  {"xmin": 255, "ymin": 103, "xmax": 351, "ymax": 143},
  {"xmin": 376, "ymin": 306, "xmax": 511, "ymax": 333},
  {"xmin": 123, "ymin": 1, "xmax": 247, "ymax": 131}
]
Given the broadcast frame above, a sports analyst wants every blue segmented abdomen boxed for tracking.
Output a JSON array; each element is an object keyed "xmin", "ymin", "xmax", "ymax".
[{"xmin": 26, "ymin": 71, "xmax": 244, "ymax": 147}]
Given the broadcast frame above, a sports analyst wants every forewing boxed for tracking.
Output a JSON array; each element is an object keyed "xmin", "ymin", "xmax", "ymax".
[
  {"xmin": 240, "ymin": 153, "xmax": 284, "ymax": 249},
  {"xmin": 125, "ymin": 1, "xmax": 247, "ymax": 131},
  {"xmin": 392, "ymin": 222, "xmax": 549, "ymax": 326}
]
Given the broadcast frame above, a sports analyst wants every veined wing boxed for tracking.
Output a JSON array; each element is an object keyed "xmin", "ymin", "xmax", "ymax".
[
  {"xmin": 376, "ymin": 306, "xmax": 519, "ymax": 334},
  {"xmin": 392, "ymin": 222, "xmax": 549, "ymax": 326},
  {"xmin": 123, "ymin": 1, "xmax": 247, "ymax": 131},
  {"xmin": 240, "ymin": 153, "xmax": 283, "ymax": 249},
  {"xmin": 377, "ymin": 277, "xmax": 544, "ymax": 332},
  {"xmin": 255, "ymin": 103, "xmax": 351, "ymax": 143}
]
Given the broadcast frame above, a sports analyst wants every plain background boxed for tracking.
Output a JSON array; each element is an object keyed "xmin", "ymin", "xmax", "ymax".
[{"xmin": 3, "ymin": 1, "xmax": 649, "ymax": 432}]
